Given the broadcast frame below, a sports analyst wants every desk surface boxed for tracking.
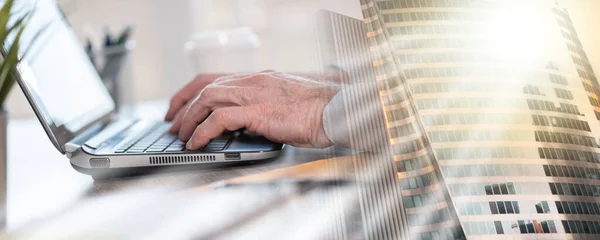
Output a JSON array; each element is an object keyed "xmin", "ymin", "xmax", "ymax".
[{"xmin": 6, "ymin": 101, "xmax": 342, "ymax": 232}]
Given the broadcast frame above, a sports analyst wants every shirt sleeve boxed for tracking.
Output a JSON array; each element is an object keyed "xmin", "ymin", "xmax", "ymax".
[{"xmin": 322, "ymin": 82, "xmax": 390, "ymax": 152}]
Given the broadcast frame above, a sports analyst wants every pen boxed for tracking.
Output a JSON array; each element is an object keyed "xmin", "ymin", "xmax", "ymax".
[{"xmin": 104, "ymin": 26, "xmax": 112, "ymax": 47}]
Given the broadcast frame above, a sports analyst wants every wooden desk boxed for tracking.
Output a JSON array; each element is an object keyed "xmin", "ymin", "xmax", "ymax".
[{"xmin": 6, "ymin": 101, "xmax": 342, "ymax": 231}]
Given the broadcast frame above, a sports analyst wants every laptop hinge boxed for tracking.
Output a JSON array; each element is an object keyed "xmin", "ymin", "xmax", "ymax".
[{"xmin": 64, "ymin": 142, "xmax": 81, "ymax": 159}]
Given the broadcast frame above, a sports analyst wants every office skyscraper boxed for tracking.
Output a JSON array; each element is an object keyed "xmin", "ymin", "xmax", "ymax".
[{"xmin": 359, "ymin": 0, "xmax": 600, "ymax": 239}]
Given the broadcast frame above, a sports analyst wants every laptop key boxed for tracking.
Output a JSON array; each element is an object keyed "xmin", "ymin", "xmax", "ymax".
[
  {"xmin": 165, "ymin": 147, "xmax": 184, "ymax": 152},
  {"xmin": 146, "ymin": 149, "xmax": 165, "ymax": 153}
]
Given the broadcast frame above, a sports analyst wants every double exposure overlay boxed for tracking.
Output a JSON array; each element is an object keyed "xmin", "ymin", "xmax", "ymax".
[{"xmin": 353, "ymin": 0, "xmax": 600, "ymax": 239}]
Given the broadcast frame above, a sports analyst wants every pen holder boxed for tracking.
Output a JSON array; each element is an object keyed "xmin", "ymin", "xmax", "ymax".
[{"xmin": 90, "ymin": 41, "xmax": 135, "ymax": 113}]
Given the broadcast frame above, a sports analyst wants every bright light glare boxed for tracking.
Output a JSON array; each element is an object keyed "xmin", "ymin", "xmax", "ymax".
[{"xmin": 486, "ymin": 1, "xmax": 554, "ymax": 67}]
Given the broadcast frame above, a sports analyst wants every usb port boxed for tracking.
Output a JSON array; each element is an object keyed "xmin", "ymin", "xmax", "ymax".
[{"xmin": 224, "ymin": 153, "xmax": 241, "ymax": 161}]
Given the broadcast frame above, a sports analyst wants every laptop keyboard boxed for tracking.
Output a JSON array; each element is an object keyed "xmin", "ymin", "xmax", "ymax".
[{"xmin": 114, "ymin": 123, "xmax": 233, "ymax": 154}]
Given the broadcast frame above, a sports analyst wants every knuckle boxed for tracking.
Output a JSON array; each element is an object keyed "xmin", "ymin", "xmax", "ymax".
[{"xmin": 212, "ymin": 109, "xmax": 229, "ymax": 122}]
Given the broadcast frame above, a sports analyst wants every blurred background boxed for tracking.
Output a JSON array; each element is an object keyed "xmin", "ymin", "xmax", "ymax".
[{"xmin": 4, "ymin": 0, "xmax": 599, "ymax": 119}]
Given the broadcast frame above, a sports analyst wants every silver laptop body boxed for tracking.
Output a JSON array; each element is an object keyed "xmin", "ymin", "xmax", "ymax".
[{"xmin": 6, "ymin": 1, "xmax": 282, "ymax": 178}]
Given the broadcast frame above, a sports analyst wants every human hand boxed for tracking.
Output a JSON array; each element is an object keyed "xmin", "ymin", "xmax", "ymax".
[
  {"xmin": 165, "ymin": 73, "xmax": 228, "ymax": 130},
  {"xmin": 169, "ymin": 71, "xmax": 339, "ymax": 150}
]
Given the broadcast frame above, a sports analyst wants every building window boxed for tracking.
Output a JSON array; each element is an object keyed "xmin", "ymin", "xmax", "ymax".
[
  {"xmin": 435, "ymin": 147, "xmax": 527, "ymax": 161},
  {"xmin": 535, "ymin": 201, "xmax": 551, "ymax": 213},
  {"xmin": 538, "ymin": 147, "xmax": 600, "ymax": 164},
  {"xmin": 548, "ymin": 182, "xmax": 600, "ymax": 197},
  {"xmin": 534, "ymin": 130, "xmax": 598, "ymax": 148},
  {"xmin": 554, "ymin": 88, "xmax": 574, "ymax": 100},
  {"xmin": 532, "ymin": 115, "xmax": 590, "ymax": 132},
  {"xmin": 442, "ymin": 164, "xmax": 542, "ymax": 178},
  {"xmin": 562, "ymin": 220, "xmax": 600, "ymax": 234},
  {"xmin": 543, "ymin": 164, "xmax": 600, "ymax": 180},
  {"xmin": 555, "ymin": 201, "xmax": 600, "ymax": 215}
]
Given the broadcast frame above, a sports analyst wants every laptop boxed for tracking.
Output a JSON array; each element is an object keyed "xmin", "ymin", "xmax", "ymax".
[{"xmin": 5, "ymin": 1, "xmax": 283, "ymax": 179}]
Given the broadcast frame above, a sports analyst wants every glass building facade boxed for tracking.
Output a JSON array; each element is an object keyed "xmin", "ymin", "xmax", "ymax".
[{"xmin": 360, "ymin": 0, "xmax": 600, "ymax": 239}]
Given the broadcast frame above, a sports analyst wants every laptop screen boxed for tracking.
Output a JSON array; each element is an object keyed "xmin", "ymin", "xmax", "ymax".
[{"xmin": 8, "ymin": 1, "xmax": 115, "ymax": 132}]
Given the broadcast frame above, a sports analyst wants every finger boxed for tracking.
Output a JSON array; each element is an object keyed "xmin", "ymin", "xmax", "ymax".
[
  {"xmin": 165, "ymin": 74, "xmax": 222, "ymax": 121},
  {"xmin": 186, "ymin": 107, "xmax": 253, "ymax": 150},
  {"xmin": 168, "ymin": 102, "xmax": 189, "ymax": 133},
  {"xmin": 178, "ymin": 87, "xmax": 252, "ymax": 141}
]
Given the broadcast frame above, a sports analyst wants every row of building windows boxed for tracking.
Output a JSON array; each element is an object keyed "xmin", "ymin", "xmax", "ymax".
[
  {"xmin": 523, "ymin": 84, "xmax": 542, "ymax": 96},
  {"xmin": 549, "ymin": 73, "xmax": 568, "ymax": 85},
  {"xmin": 464, "ymin": 220, "xmax": 559, "ymax": 235},
  {"xmin": 556, "ymin": 201, "xmax": 600, "ymax": 215},
  {"xmin": 407, "ymin": 207, "xmax": 453, "ymax": 227},
  {"xmin": 457, "ymin": 201, "xmax": 521, "ymax": 216},
  {"xmin": 464, "ymin": 220, "xmax": 557, "ymax": 235},
  {"xmin": 429, "ymin": 130, "xmax": 530, "ymax": 143},
  {"xmin": 448, "ymin": 182, "xmax": 548, "ymax": 196},
  {"xmin": 567, "ymin": 42, "xmax": 585, "ymax": 58},
  {"xmin": 589, "ymin": 97, "xmax": 600, "ymax": 108},
  {"xmin": 534, "ymin": 130, "xmax": 598, "ymax": 148},
  {"xmin": 410, "ymin": 81, "xmax": 524, "ymax": 94},
  {"xmin": 571, "ymin": 56, "xmax": 596, "ymax": 74},
  {"xmin": 382, "ymin": 88, "xmax": 408, "ymax": 106},
  {"xmin": 393, "ymin": 38, "xmax": 485, "ymax": 50},
  {"xmin": 385, "ymin": 107, "xmax": 411, "ymax": 122},
  {"xmin": 442, "ymin": 164, "xmax": 541, "ymax": 178},
  {"xmin": 576, "ymin": 66, "xmax": 597, "ymax": 82},
  {"xmin": 526, "ymin": 99, "xmax": 582, "ymax": 116},
  {"xmin": 435, "ymin": 146, "xmax": 528, "ymax": 161},
  {"xmin": 390, "ymin": 122, "xmax": 416, "ymax": 138},
  {"xmin": 421, "ymin": 113, "xmax": 528, "ymax": 126},
  {"xmin": 382, "ymin": 11, "xmax": 484, "ymax": 24},
  {"xmin": 583, "ymin": 81, "xmax": 594, "ymax": 93},
  {"xmin": 562, "ymin": 220, "xmax": 600, "ymax": 235},
  {"xmin": 549, "ymin": 182, "xmax": 600, "ymax": 197},
  {"xmin": 403, "ymin": 66, "xmax": 547, "ymax": 82},
  {"xmin": 387, "ymin": 24, "xmax": 484, "ymax": 37},
  {"xmin": 456, "ymin": 201, "xmax": 550, "ymax": 216},
  {"xmin": 553, "ymin": 7, "xmax": 571, "ymax": 23},
  {"xmin": 413, "ymin": 98, "xmax": 582, "ymax": 117},
  {"xmin": 396, "ymin": 154, "xmax": 432, "ymax": 172},
  {"xmin": 516, "ymin": 220, "xmax": 557, "ymax": 234},
  {"xmin": 463, "ymin": 221, "xmax": 503, "ymax": 235},
  {"xmin": 554, "ymin": 88, "xmax": 573, "ymax": 100},
  {"xmin": 397, "ymin": 51, "xmax": 503, "ymax": 65},
  {"xmin": 538, "ymin": 147, "xmax": 600, "ymax": 164},
  {"xmin": 403, "ymin": 189, "xmax": 445, "ymax": 208},
  {"xmin": 595, "ymin": 111, "xmax": 600, "ymax": 121},
  {"xmin": 532, "ymin": 114, "xmax": 591, "ymax": 132},
  {"xmin": 393, "ymin": 138, "xmax": 426, "ymax": 155},
  {"xmin": 412, "ymin": 226, "xmax": 464, "ymax": 240},
  {"xmin": 401, "ymin": 171, "xmax": 438, "ymax": 190},
  {"xmin": 556, "ymin": 17, "xmax": 576, "ymax": 33},
  {"xmin": 376, "ymin": 0, "xmax": 493, "ymax": 11},
  {"xmin": 561, "ymin": 30, "xmax": 582, "ymax": 47},
  {"xmin": 543, "ymin": 164, "xmax": 600, "ymax": 180},
  {"xmin": 416, "ymin": 97, "xmax": 520, "ymax": 110}
]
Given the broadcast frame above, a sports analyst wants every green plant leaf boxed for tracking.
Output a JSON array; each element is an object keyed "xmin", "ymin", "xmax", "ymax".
[
  {"xmin": 1, "ymin": 11, "xmax": 29, "ymax": 44},
  {"xmin": 0, "ymin": 0, "xmax": 15, "ymax": 43},
  {"xmin": 0, "ymin": 22, "xmax": 25, "ymax": 106}
]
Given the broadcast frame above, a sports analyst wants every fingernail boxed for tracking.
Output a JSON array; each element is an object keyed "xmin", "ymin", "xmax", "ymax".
[{"xmin": 186, "ymin": 140, "xmax": 193, "ymax": 150}]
